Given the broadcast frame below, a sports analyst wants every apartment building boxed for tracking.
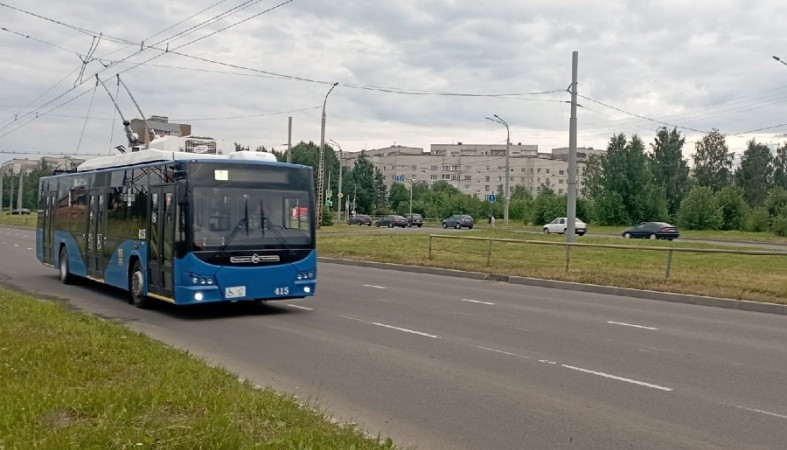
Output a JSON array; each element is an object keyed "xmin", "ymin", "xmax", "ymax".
[{"xmin": 342, "ymin": 144, "xmax": 602, "ymax": 199}]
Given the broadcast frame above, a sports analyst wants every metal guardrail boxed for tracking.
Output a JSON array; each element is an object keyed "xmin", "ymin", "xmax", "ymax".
[{"xmin": 428, "ymin": 234, "xmax": 787, "ymax": 279}]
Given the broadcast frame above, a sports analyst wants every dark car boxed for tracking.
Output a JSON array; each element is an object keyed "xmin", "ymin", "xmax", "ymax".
[
  {"xmin": 622, "ymin": 222, "xmax": 679, "ymax": 240},
  {"xmin": 442, "ymin": 214, "xmax": 474, "ymax": 229},
  {"xmin": 376, "ymin": 215, "xmax": 409, "ymax": 228},
  {"xmin": 348, "ymin": 214, "xmax": 372, "ymax": 226},
  {"xmin": 404, "ymin": 213, "xmax": 423, "ymax": 227}
]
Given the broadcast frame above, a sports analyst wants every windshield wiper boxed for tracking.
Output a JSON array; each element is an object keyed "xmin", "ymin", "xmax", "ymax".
[
  {"xmin": 260, "ymin": 199, "xmax": 295, "ymax": 256},
  {"xmin": 214, "ymin": 201, "xmax": 249, "ymax": 259}
]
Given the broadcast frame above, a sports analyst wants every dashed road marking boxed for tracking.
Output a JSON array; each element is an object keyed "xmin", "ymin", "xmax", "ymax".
[
  {"xmin": 730, "ymin": 404, "xmax": 787, "ymax": 420},
  {"xmin": 562, "ymin": 364, "xmax": 673, "ymax": 391},
  {"xmin": 461, "ymin": 298, "xmax": 495, "ymax": 305},
  {"xmin": 288, "ymin": 304, "xmax": 313, "ymax": 311},
  {"xmin": 363, "ymin": 284, "xmax": 387, "ymax": 290},
  {"xmin": 607, "ymin": 321, "xmax": 658, "ymax": 331},
  {"xmin": 475, "ymin": 345, "xmax": 530, "ymax": 359},
  {"xmin": 370, "ymin": 322, "xmax": 441, "ymax": 339}
]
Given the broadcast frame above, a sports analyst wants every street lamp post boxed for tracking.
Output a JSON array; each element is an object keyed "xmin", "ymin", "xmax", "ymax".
[
  {"xmin": 317, "ymin": 82, "xmax": 339, "ymax": 229},
  {"xmin": 329, "ymin": 139, "xmax": 343, "ymax": 223},
  {"xmin": 485, "ymin": 114, "xmax": 511, "ymax": 225}
]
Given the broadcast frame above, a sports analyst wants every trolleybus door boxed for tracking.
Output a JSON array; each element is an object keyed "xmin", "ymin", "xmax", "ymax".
[
  {"xmin": 86, "ymin": 189, "xmax": 106, "ymax": 279},
  {"xmin": 148, "ymin": 185, "xmax": 175, "ymax": 299},
  {"xmin": 41, "ymin": 190, "xmax": 57, "ymax": 265}
]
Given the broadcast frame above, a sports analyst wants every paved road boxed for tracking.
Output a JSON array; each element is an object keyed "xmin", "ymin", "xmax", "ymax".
[{"xmin": 2, "ymin": 225, "xmax": 787, "ymax": 449}]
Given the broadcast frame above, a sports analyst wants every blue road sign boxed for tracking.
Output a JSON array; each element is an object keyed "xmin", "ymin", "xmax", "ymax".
[
  {"xmin": 487, "ymin": 194, "xmax": 496, "ymax": 203},
  {"xmin": 394, "ymin": 175, "xmax": 405, "ymax": 182}
]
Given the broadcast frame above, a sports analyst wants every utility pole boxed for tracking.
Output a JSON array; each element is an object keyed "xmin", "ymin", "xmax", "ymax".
[
  {"xmin": 287, "ymin": 116, "xmax": 292, "ymax": 163},
  {"xmin": 329, "ymin": 140, "xmax": 343, "ymax": 223},
  {"xmin": 408, "ymin": 179, "xmax": 413, "ymax": 216},
  {"xmin": 566, "ymin": 51, "xmax": 579, "ymax": 243},
  {"xmin": 316, "ymin": 82, "xmax": 339, "ymax": 229},
  {"xmin": 16, "ymin": 170, "xmax": 24, "ymax": 211},
  {"xmin": 0, "ymin": 164, "xmax": 4, "ymax": 214},
  {"xmin": 485, "ymin": 114, "xmax": 511, "ymax": 225}
]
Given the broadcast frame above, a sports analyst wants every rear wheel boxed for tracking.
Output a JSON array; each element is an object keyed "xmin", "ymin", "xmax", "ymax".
[
  {"xmin": 417, "ymin": 224, "xmax": 422, "ymax": 228},
  {"xmin": 649, "ymin": 234, "xmax": 657, "ymax": 240},
  {"xmin": 455, "ymin": 223, "xmax": 461, "ymax": 229},
  {"xmin": 388, "ymin": 223, "xmax": 393, "ymax": 228},
  {"xmin": 58, "ymin": 247, "xmax": 73, "ymax": 285},
  {"xmin": 129, "ymin": 261, "xmax": 150, "ymax": 309}
]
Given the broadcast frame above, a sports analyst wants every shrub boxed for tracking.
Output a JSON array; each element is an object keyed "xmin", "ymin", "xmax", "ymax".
[
  {"xmin": 743, "ymin": 207, "xmax": 770, "ymax": 232},
  {"xmin": 677, "ymin": 186, "xmax": 722, "ymax": 230},
  {"xmin": 771, "ymin": 212, "xmax": 787, "ymax": 236}
]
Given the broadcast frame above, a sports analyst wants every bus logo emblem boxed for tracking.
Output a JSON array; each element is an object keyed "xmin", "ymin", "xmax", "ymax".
[{"xmin": 230, "ymin": 254, "xmax": 280, "ymax": 264}]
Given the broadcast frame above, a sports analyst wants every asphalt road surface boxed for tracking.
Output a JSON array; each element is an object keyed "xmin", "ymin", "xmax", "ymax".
[{"xmin": 2, "ymin": 225, "xmax": 787, "ymax": 449}]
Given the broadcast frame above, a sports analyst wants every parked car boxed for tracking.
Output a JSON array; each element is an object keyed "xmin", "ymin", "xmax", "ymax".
[
  {"xmin": 543, "ymin": 217, "xmax": 587, "ymax": 236},
  {"xmin": 404, "ymin": 213, "xmax": 423, "ymax": 227},
  {"xmin": 376, "ymin": 215, "xmax": 409, "ymax": 228},
  {"xmin": 622, "ymin": 222, "xmax": 680, "ymax": 240},
  {"xmin": 442, "ymin": 214, "xmax": 474, "ymax": 229},
  {"xmin": 348, "ymin": 214, "xmax": 372, "ymax": 226},
  {"xmin": 10, "ymin": 208, "xmax": 31, "ymax": 215}
]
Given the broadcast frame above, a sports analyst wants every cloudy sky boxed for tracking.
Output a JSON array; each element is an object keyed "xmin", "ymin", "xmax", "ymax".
[{"xmin": 2, "ymin": 0, "xmax": 787, "ymax": 166}]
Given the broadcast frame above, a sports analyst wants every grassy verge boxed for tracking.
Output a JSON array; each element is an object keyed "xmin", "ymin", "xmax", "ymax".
[
  {"xmin": 0, "ymin": 212, "xmax": 37, "ymax": 228},
  {"xmin": 317, "ymin": 230, "xmax": 787, "ymax": 305},
  {"xmin": 0, "ymin": 290, "xmax": 396, "ymax": 449}
]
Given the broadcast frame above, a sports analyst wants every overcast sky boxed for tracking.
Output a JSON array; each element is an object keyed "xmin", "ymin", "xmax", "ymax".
[{"xmin": 2, "ymin": 0, "xmax": 787, "ymax": 166}]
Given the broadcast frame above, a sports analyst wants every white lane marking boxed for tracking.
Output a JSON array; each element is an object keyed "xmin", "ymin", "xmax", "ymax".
[
  {"xmin": 288, "ymin": 304, "xmax": 313, "ymax": 311},
  {"xmin": 363, "ymin": 284, "xmax": 387, "ymax": 290},
  {"xmin": 13, "ymin": 244, "xmax": 19, "ymax": 247},
  {"xmin": 562, "ymin": 364, "xmax": 673, "ymax": 391},
  {"xmin": 732, "ymin": 405, "xmax": 787, "ymax": 420},
  {"xmin": 27, "ymin": 247, "xmax": 33, "ymax": 251},
  {"xmin": 338, "ymin": 315, "xmax": 365, "ymax": 322},
  {"xmin": 461, "ymin": 298, "xmax": 495, "ymax": 305},
  {"xmin": 607, "ymin": 321, "xmax": 658, "ymax": 331},
  {"xmin": 1, "ymin": 241, "xmax": 6, "ymax": 244},
  {"xmin": 371, "ymin": 322, "xmax": 441, "ymax": 339},
  {"xmin": 475, "ymin": 345, "xmax": 530, "ymax": 360}
]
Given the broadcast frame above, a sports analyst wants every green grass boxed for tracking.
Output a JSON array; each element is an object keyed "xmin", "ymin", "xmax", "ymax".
[
  {"xmin": 317, "ymin": 229, "xmax": 787, "ymax": 305},
  {"xmin": 0, "ymin": 211, "xmax": 37, "ymax": 228},
  {"xmin": 0, "ymin": 290, "xmax": 397, "ymax": 449}
]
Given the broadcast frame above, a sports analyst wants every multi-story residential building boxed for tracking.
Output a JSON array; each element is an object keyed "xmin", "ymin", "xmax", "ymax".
[{"xmin": 342, "ymin": 143, "xmax": 602, "ymax": 199}]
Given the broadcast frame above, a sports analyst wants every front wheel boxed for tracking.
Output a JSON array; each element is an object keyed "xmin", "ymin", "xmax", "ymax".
[
  {"xmin": 417, "ymin": 224, "xmax": 422, "ymax": 228},
  {"xmin": 388, "ymin": 223, "xmax": 393, "ymax": 228},
  {"xmin": 455, "ymin": 223, "xmax": 461, "ymax": 229},
  {"xmin": 129, "ymin": 262, "xmax": 150, "ymax": 309},
  {"xmin": 58, "ymin": 247, "xmax": 74, "ymax": 285},
  {"xmin": 543, "ymin": 228, "xmax": 550, "ymax": 234},
  {"xmin": 649, "ymin": 234, "xmax": 657, "ymax": 240},
  {"xmin": 468, "ymin": 225, "xmax": 473, "ymax": 229},
  {"xmin": 442, "ymin": 222, "xmax": 447, "ymax": 229},
  {"xmin": 623, "ymin": 232, "xmax": 631, "ymax": 239}
]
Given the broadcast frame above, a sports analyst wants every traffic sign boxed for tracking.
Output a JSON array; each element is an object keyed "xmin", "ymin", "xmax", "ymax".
[
  {"xmin": 487, "ymin": 194, "xmax": 496, "ymax": 203},
  {"xmin": 338, "ymin": 192, "xmax": 344, "ymax": 199},
  {"xmin": 326, "ymin": 189, "xmax": 332, "ymax": 197},
  {"xmin": 394, "ymin": 175, "xmax": 405, "ymax": 182}
]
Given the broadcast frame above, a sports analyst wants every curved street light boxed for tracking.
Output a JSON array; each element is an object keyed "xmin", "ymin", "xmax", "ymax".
[
  {"xmin": 773, "ymin": 56, "xmax": 787, "ymax": 67},
  {"xmin": 485, "ymin": 114, "xmax": 511, "ymax": 225},
  {"xmin": 316, "ymin": 82, "xmax": 339, "ymax": 228}
]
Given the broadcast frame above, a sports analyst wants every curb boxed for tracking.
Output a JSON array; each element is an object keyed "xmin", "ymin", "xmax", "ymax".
[{"xmin": 318, "ymin": 257, "xmax": 787, "ymax": 316}]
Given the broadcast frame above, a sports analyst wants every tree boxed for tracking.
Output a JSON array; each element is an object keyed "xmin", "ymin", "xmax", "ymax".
[
  {"xmin": 388, "ymin": 182, "xmax": 410, "ymax": 214},
  {"xmin": 677, "ymin": 186, "xmax": 722, "ymax": 230},
  {"xmin": 372, "ymin": 167, "xmax": 388, "ymax": 211},
  {"xmin": 583, "ymin": 133, "xmax": 652, "ymax": 225},
  {"xmin": 692, "ymin": 129, "xmax": 733, "ymax": 192},
  {"xmin": 233, "ymin": 142, "xmax": 249, "ymax": 152},
  {"xmin": 714, "ymin": 185, "xmax": 747, "ymax": 231},
  {"xmin": 532, "ymin": 187, "xmax": 563, "ymax": 225},
  {"xmin": 649, "ymin": 127, "xmax": 691, "ymax": 218},
  {"xmin": 735, "ymin": 140, "xmax": 773, "ymax": 207},
  {"xmin": 772, "ymin": 143, "xmax": 787, "ymax": 190},
  {"xmin": 350, "ymin": 152, "xmax": 375, "ymax": 214}
]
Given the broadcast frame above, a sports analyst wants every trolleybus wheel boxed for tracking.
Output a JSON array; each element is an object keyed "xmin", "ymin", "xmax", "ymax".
[
  {"xmin": 58, "ymin": 247, "xmax": 73, "ymax": 285},
  {"xmin": 129, "ymin": 262, "xmax": 150, "ymax": 309}
]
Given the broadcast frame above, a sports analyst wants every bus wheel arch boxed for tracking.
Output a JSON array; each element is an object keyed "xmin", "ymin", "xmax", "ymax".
[{"xmin": 128, "ymin": 258, "xmax": 150, "ymax": 309}]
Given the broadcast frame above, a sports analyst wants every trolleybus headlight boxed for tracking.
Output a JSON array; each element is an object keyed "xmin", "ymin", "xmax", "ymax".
[
  {"xmin": 194, "ymin": 292, "xmax": 204, "ymax": 301},
  {"xmin": 304, "ymin": 287, "xmax": 311, "ymax": 294},
  {"xmin": 308, "ymin": 272, "xmax": 315, "ymax": 279},
  {"xmin": 200, "ymin": 278, "xmax": 207, "ymax": 285},
  {"xmin": 206, "ymin": 278, "xmax": 214, "ymax": 285},
  {"xmin": 192, "ymin": 277, "xmax": 199, "ymax": 284}
]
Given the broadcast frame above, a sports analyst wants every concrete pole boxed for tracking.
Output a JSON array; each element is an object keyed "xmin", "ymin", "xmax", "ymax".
[
  {"xmin": 330, "ymin": 140, "xmax": 343, "ymax": 223},
  {"xmin": 566, "ymin": 51, "xmax": 579, "ymax": 243},
  {"xmin": 409, "ymin": 179, "xmax": 413, "ymax": 216},
  {"xmin": 17, "ymin": 171, "xmax": 24, "ymax": 211},
  {"xmin": 0, "ymin": 165, "xmax": 4, "ymax": 214},
  {"xmin": 287, "ymin": 116, "xmax": 292, "ymax": 164},
  {"xmin": 502, "ymin": 119, "xmax": 510, "ymax": 225},
  {"xmin": 316, "ymin": 82, "xmax": 338, "ymax": 229}
]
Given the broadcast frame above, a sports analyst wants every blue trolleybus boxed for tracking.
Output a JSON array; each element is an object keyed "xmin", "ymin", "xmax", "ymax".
[{"xmin": 36, "ymin": 148, "xmax": 316, "ymax": 308}]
